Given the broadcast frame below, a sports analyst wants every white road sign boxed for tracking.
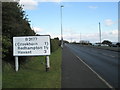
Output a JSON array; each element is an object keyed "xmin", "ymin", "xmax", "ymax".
[{"xmin": 13, "ymin": 36, "xmax": 51, "ymax": 56}]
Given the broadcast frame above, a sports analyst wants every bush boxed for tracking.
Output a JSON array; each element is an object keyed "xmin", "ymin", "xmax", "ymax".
[
  {"xmin": 34, "ymin": 36, "xmax": 61, "ymax": 53},
  {"xmin": 51, "ymin": 38, "xmax": 60, "ymax": 52},
  {"xmin": 102, "ymin": 40, "xmax": 112, "ymax": 46}
]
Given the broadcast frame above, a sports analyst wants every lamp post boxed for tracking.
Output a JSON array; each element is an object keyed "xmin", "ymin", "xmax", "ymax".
[
  {"xmin": 60, "ymin": 5, "xmax": 64, "ymax": 48},
  {"xmin": 99, "ymin": 22, "xmax": 101, "ymax": 46}
]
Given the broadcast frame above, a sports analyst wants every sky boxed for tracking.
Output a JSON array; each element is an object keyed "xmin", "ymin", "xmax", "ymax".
[{"xmin": 19, "ymin": 0, "xmax": 119, "ymax": 43}]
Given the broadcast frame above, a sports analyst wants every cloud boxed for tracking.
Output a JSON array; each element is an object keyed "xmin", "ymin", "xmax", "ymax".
[
  {"xmin": 102, "ymin": 30, "xmax": 118, "ymax": 37},
  {"xmin": 1, "ymin": 0, "xmax": 119, "ymax": 2},
  {"xmin": 27, "ymin": 0, "xmax": 119, "ymax": 2},
  {"xmin": 61, "ymin": 29, "xmax": 118, "ymax": 43},
  {"xmin": 44, "ymin": 0, "xmax": 61, "ymax": 2},
  {"xmin": 32, "ymin": 27, "xmax": 61, "ymax": 39},
  {"xmin": 19, "ymin": 0, "xmax": 118, "ymax": 11},
  {"xmin": 19, "ymin": 0, "xmax": 38, "ymax": 10},
  {"xmin": 104, "ymin": 19, "xmax": 115, "ymax": 26},
  {"xmin": 19, "ymin": 0, "xmax": 62, "ymax": 10},
  {"xmin": 62, "ymin": 32, "xmax": 98, "ymax": 43},
  {"xmin": 101, "ymin": 30, "xmax": 118, "ymax": 42},
  {"xmin": 88, "ymin": 6, "xmax": 98, "ymax": 9},
  {"xmin": 33, "ymin": 27, "xmax": 44, "ymax": 33},
  {"xmin": 108, "ymin": 30, "xmax": 118, "ymax": 35},
  {"xmin": 32, "ymin": 27, "xmax": 118, "ymax": 43},
  {"xmin": 48, "ymin": 32, "xmax": 61, "ymax": 39}
]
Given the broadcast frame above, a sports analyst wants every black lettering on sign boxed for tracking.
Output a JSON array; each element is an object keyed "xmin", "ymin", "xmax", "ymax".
[
  {"xmin": 25, "ymin": 38, "xmax": 28, "ymax": 41},
  {"xmin": 44, "ymin": 50, "xmax": 47, "ymax": 53},
  {"xmin": 44, "ymin": 46, "xmax": 48, "ymax": 49},
  {"xmin": 25, "ymin": 37, "xmax": 37, "ymax": 41},
  {"xmin": 44, "ymin": 42, "xmax": 48, "ymax": 46}
]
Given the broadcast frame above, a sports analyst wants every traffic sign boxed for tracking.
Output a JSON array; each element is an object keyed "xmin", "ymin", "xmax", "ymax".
[{"xmin": 13, "ymin": 35, "xmax": 51, "ymax": 56}]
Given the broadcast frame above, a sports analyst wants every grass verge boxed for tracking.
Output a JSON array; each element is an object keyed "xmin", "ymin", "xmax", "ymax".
[{"xmin": 2, "ymin": 48, "xmax": 61, "ymax": 88}]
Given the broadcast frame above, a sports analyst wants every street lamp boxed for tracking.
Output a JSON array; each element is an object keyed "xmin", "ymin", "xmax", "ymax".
[
  {"xmin": 99, "ymin": 22, "xmax": 102, "ymax": 46},
  {"xmin": 60, "ymin": 5, "xmax": 64, "ymax": 48}
]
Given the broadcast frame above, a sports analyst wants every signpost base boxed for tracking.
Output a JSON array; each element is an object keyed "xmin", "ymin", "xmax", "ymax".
[{"xmin": 46, "ymin": 68, "xmax": 49, "ymax": 72}]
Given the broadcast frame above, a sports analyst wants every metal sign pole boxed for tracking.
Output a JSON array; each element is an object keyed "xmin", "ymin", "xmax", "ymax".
[
  {"xmin": 46, "ymin": 56, "xmax": 50, "ymax": 72},
  {"xmin": 15, "ymin": 56, "xmax": 19, "ymax": 72}
]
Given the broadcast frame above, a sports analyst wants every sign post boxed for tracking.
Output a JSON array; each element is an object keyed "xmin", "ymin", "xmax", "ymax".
[
  {"xmin": 13, "ymin": 35, "xmax": 51, "ymax": 72},
  {"xmin": 15, "ymin": 56, "xmax": 19, "ymax": 72},
  {"xmin": 46, "ymin": 56, "xmax": 50, "ymax": 72}
]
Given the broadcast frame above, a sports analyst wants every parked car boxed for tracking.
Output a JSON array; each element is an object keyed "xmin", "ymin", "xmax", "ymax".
[
  {"xmin": 109, "ymin": 44, "xmax": 117, "ymax": 47},
  {"xmin": 101, "ymin": 44, "xmax": 109, "ymax": 46}
]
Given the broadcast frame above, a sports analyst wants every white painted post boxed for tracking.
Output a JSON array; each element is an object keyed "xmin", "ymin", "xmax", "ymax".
[
  {"xmin": 15, "ymin": 56, "xmax": 19, "ymax": 72},
  {"xmin": 46, "ymin": 56, "xmax": 50, "ymax": 72}
]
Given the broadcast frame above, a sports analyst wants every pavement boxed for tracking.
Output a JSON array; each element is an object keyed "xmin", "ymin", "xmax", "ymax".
[{"xmin": 61, "ymin": 45, "xmax": 109, "ymax": 88}]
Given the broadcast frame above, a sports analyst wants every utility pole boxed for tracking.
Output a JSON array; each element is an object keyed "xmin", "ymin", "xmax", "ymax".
[
  {"xmin": 99, "ymin": 22, "xmax": 102, "ymax": 46},
  {"xmin": 80, "ymin": 33, "xmax": 81, "ymax": 43},
  {"xmin": 71, "ymin": 37, "xmax": 72, "ymax": 43}
]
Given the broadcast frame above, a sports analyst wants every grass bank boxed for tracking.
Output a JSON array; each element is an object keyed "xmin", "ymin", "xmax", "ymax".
[{"xmin": 2, "ymin": 48, "xmax": 61, "ymax": 88}]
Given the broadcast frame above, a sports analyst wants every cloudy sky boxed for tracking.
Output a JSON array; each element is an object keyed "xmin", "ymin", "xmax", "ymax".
[{"xmin": 19, "ymin": 0, "xmax": 119, "ymax": 43}]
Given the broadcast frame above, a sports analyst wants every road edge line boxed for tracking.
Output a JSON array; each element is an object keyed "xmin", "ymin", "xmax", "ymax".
[{"xmin": 75, "ymin": 55, "xmax": 114, "ymax": 89}]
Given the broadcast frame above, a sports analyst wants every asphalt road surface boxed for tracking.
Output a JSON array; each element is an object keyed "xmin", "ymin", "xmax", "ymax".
[{"xmin": 62, "ymin": 44, "xmax": 119, "ymax": 88}]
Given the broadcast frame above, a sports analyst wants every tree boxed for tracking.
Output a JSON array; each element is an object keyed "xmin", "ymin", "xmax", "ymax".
[
  {"xmin": 116, "ymin": 42, "xmax": 120, "ymax": 47},
  {"xmin": 51, "ymin": 38, "xmax": 60, "ymax": 52},
  {"xmin": 102, "ymin": 40, "xmax": 112, "ymax": 45},
  {"xmin": 63, "ymin": 40, "xmax": 69, "ymax": 43},
  {"xmin": 80, "ymin": 40, "xmax": 91, "ymax": 45},
  {"xmin": 54, "ymin": 37, "xmax": 59, "ymax": 40},
  {"xmin": 2, "ymin": 2, "xmax": 35, "ymax": 64}
]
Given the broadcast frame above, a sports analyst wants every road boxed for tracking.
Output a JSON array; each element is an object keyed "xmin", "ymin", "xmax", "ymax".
[{"xmin": 62, "ymin": 44, "xmax": 119, "ymax": 88}]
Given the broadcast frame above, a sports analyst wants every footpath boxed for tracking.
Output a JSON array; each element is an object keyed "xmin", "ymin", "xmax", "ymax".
[{"xmin": 61, "ymin": 45, "xmax": 109, "ymax": 88}]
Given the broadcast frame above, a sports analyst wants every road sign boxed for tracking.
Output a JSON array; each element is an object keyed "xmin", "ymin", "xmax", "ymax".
[{"xmin": 13, "ymin": 35, "xmax": 51, "ymax": 56}]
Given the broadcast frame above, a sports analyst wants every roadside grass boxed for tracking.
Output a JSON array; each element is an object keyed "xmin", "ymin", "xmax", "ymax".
[
  {"xmin": 0, "ymin": 73, "xmax": 1, "ymax": 89},
  {"xmin": 2, "ymin": 48, "xmax": 61, "ymax": 88}
]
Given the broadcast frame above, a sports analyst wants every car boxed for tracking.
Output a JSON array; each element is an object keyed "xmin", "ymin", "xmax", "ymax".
[{"xmin": 101, "ymin": 44, "xmax": 109, "ymax": 46}]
